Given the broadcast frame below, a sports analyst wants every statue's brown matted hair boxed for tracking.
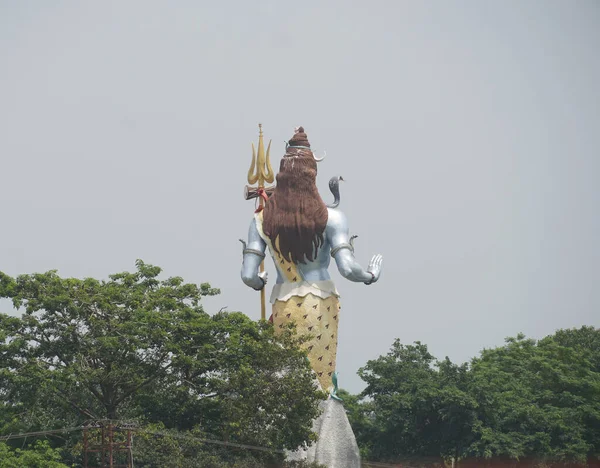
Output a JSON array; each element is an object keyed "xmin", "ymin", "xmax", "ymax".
[{"xmin": 262, "ymin": 128, "xmax": 328, "ymax": 264}]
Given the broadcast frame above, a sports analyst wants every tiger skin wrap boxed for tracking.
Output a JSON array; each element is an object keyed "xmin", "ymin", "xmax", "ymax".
[{"xmin": 254, "ymin": 210, "xmax": 341, "ymax": 391}]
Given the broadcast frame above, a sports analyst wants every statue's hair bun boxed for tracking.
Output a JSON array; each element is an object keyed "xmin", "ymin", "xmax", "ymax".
[{"xmin": 288, "ymin": 126, "xmax": 310, "ymax": 148}]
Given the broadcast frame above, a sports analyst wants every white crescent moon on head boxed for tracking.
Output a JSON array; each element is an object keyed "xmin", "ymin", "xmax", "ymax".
[{"xmin": 313, "ymin": 150, "xmax": 326, "ymax": 162}]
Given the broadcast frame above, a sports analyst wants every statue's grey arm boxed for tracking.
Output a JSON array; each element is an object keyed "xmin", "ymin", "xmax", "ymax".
[
  {"xmin": 326, "ymin": 210, "xmax": 382, "ymax": 284},
  {"xmin": 240, "ymin": 219, "xmax": 268, "ymax": 290}
]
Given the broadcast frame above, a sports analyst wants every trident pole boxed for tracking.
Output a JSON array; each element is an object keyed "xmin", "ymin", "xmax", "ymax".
[{"xmin": 245, "ymin": 124, "xmax": 274, "ymax": 320}]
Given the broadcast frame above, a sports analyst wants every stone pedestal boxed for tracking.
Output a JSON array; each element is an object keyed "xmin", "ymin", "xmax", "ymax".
[{"xmin": 287, "ymin": 398, "xmax": 361, "ymax": 468}]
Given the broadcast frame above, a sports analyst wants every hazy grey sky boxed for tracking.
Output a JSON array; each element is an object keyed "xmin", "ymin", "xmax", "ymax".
[{"xmin": 1, "ymin": 1, "xmax": 599, "ymax": 393}]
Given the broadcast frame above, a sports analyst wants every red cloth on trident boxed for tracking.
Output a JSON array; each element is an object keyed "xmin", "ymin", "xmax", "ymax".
[{"xmin": 254, "ymin": 188, "xmax": 270, "ymax": 213}]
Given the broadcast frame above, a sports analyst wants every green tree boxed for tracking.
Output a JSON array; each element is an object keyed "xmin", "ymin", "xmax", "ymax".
[
  {"xmin": 0, "ymin": 440, "xmax": 69, "ymax": 468},
  {"xmin": 132, "ymin": 423, "xmax": 326, "ymax": 468},
  {"xmin": 354, "ymin": 340, "xmax": 477, "ymax": 464},
  {"xmin": 0, "ymin": 261, "xmax": 323, "ymax": 465},
  {"xmin": 467, "ymin": 331, "xmax": 600, "ymax": 465},
  {"xmin": 551, "ymin": 326, "xmax": 600, "ymax": 373},
  {"xmin": 548, "ymin": 326, "xmax": 600, "ymax": 459},
  {"xmin": 134, "ymin": 311, "xmax": 325, "ymax": 451},
  {"xmin": 0, "ymin": 313, "xmax": 26, "ymax": 437}
]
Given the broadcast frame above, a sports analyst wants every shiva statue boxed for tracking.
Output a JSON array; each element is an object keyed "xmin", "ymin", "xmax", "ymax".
[{"xmin": 240, "ymin": 126, "xmax": 383, "ymax": 393}]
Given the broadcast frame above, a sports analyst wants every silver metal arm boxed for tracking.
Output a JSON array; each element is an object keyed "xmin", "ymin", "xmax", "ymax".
[
  {"xmin": 326, "ymin": 209, "xmax": 383, "ymax": 284},
  {"xmin": 240, "ymin": 219, "xmax": 268, "ymax": 290}
]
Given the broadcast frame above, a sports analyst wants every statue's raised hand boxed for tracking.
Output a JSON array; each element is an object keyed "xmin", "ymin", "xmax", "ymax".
[
  {"xmin": 258, "ymin": 271, "xmax": 268, "ymax": 284},
  {"xmin": 366, "ymin": 254, "xmax": 383, "ymax": 284}
]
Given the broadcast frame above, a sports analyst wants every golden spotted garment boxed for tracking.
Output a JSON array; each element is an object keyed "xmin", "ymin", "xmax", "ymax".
[{"xmin": 255, "ymin": 212, "xmax": 341, "ymax": 392}]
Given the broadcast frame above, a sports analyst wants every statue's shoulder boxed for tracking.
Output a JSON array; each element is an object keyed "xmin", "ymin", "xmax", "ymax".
[{"xmin": 326, "ymin": 208, "xmax": 348, "ymax": 233}]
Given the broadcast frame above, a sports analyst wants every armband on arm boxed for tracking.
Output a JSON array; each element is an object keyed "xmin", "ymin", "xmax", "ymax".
[
  {"xmin": 330, "ymin": 243, "xmax": 354, "ymax": 257},
  {"xmin": 239, "ymin": 239, "xmax": 266, "ymax": 259},
  {"xmin": 243, "ymin": 248, "xmax": 266, "ymax": 259}
]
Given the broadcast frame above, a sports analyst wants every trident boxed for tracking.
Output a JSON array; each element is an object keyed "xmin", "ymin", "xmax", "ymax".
[{"xmin": 244, "ymin": 124, "xmax": 275, "ymax": 320}]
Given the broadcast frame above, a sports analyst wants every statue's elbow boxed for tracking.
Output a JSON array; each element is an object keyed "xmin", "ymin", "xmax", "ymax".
[
  {"xmin": 337, "ymin": 264, "xmax": 354, "ymax": 279},
  {"xmin": 241, "ymin": 270, "xmax": 257, "ymax": 288}
]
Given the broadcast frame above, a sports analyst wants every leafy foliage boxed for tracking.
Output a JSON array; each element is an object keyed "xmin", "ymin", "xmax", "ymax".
[
  {"xmin": 347, "ymin": 328, "xmax": 600, "ymax": 467},
  {"xmin": 0, "ymin": 261, "xmax": 323, "ymax": 466},
  {"xmin": 132, "ymin": 423, "xmax": 326, "ymax": 468},
  {"xmin": 0, "ymin": 440, "xmax": 69, "ymax": 468},
  {"xmin": 468, "ymin": 332, "xmax": 600, "ymax": 464},
  {"xmin": 355, "ymin": 340, "xmax": 477, "ymax": 463}
]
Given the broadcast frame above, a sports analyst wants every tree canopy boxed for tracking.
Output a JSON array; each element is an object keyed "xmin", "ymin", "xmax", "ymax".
[
  {"xmin": 0, "ymin": 440, "xmax": 68, "ymax": 468},
  {"xmin": 0, "ymin": 261, "xmax": 324, "ymax": 467},
  {"xmin": 346, "ymin": 327, "xmax": 600, "ymax": 467}
]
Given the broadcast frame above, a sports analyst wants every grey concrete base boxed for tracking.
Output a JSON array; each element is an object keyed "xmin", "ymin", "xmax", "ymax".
[{"xmin": 287, "ymin": 398, "xmax": 361, "ymax": 468}]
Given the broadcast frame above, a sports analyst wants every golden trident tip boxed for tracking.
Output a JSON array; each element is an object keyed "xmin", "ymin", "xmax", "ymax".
[{"xmin": 247, "ymin": 123, "xmax": 274, "ymax": 186}]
